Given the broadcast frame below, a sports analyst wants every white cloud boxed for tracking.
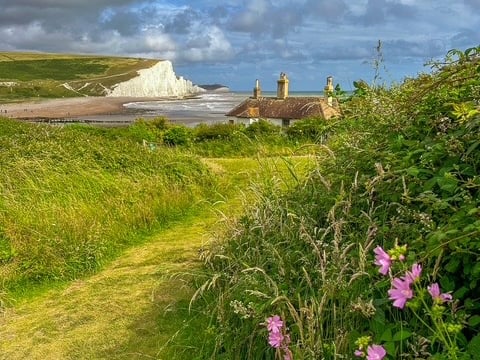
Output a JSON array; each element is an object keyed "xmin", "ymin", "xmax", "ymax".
[
  {"xmin": 144, "ymin": 32, "xmax": 176, "ymax": 52},
  {"xmin": 0, "ymin": 0, "xmax": 478, "ymax": 89},
  {"xmin": 181, "ymin": 26, "xmax": 233, "ymax": 62}
]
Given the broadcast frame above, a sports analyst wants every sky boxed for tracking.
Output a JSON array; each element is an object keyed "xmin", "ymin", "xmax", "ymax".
[{"xmin": 0, "ymin": 0, "xmax": 479, "ymax": 91}]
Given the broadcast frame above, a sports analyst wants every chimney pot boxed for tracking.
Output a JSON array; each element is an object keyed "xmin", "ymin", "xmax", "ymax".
[
  {"xmin": 277, "ymin": 72, "xmax": 289, "ymax": 99},
  {"xmin": 253, "ymin": 79, "xmax": 261, "ymax": 99}
]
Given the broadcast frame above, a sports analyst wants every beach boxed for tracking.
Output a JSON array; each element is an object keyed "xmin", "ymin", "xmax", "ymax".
[
  {"xmin": 0, "ymin": 93, "xmax": 245, "ymax": 126},
  {"xmin": 0, "ymin": 97, "xmax": 162, "ymax": 125}
]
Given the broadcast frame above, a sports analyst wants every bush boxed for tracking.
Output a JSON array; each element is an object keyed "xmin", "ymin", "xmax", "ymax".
[
  {"xmin": 163, "ymin": 125, "xmax": 192, "ymax": 146},
  {"xmin": 127, "ymin": 119, "xmax": 162, "ymax": 142},
  {"xmin": 148, "ymin": 116, "xmax": 171, "ymax": 130},
  {"xmin": 193, "ymin": 122, "xmax": 244, "ymax": 141},
  {"xmin": 245, "ymin": 119, "xmax": 280, "ymax": 137},
  {"xmin": 285, "ymin": 117, "xmax": 335, "ymax": 142}
]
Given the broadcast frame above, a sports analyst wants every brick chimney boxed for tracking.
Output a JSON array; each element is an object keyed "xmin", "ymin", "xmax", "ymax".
[
  {"xmin": 277, "ymin": 72, "xmax": 289, "ymax": 99},
  {"xmin": 253, "ymin": 79, "xmax": 261, "ymax": 99},
  {"xmin": 324, "ymin": 76, "xmax": 334, "ymax": 106}
]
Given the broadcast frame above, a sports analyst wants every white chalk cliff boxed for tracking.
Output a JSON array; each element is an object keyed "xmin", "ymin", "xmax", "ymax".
[{"xmin": 107, "ymin": 60, "xmax": 204, "ymax": 97}]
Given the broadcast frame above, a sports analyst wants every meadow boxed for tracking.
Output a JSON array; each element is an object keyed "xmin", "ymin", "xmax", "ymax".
[
  {"xmin": 0, "ymin": 119, "xmax": 218, "ymax": 292},
  {"xmin": 0, "ymin": 113, "xmax": 318, "ymax": 358}
]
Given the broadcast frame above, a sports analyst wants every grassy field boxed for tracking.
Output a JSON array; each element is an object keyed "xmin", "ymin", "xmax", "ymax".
[
  {"xmin": 0, "ymin": 52, "xmax": 158, "ymax": 100},
  {"xmin": 0, "ymin": 116, "xmax": 318, "ymax": 359},
  {"xmin": 0, "ymin": 118, "xmax": 216, "ymax": 292}
]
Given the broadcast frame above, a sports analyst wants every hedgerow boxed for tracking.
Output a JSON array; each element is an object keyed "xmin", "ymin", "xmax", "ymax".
[{"xmin": 191, "ymin": 46, "xmax": 480, "ymax": 359}]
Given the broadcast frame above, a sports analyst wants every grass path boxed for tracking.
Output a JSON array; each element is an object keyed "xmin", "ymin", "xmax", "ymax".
[
  {"xmin": 0, "ymin": 214, "xmax": 213, "ymax": 359},
  {"xmin": 0, "ymin": 157, "xmax": 313, "ymax": 359}
]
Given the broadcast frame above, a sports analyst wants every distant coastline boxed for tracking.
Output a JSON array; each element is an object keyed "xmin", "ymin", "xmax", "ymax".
[{"xmin": 0, "ymin": 90, "xmax": 345, "ymax": 127}]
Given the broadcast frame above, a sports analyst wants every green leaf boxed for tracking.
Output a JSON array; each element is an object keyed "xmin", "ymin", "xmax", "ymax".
[
  {"xmin": 383, "ymin": 342, "xmax": 396, "ymax": 357},
  {"xmin": 393, "ymin": 330, "xmax": 412, "ymax": 341},
  {"xmin": 472, "ymin": 262, "xmax": 480, "ymax": 277},
  {"xmin": 407, "ymin": 166, "xmax": 420, "ymax": 177},
  {"xmin": 465, "ymin": 141, "xmax": 480, "ymax": 157},
  {"xmin": 445, "ymin": 257, "xmax": 461, "ymax": 273},
  {"xmin": 380, "ymin": 328, "xmax": 393, "ymax": 342},
  {"xmin": 467, "ymin": 208, "xmax": 480, "ymax": 216},
  {"xmin": 436, "ymin": 174, "xmax": 458, "ymax": 193},
  {"xmin": 453, "ymin": 286, "xmax": 469, "ymax": 300},
  {"xmin": 467, "ymin": 334, "xmax": 480, "ymax": 355},
  {"xmin": 440, "ymin": 276, "xmax": 455, "ymax": 292},
  {"xmin": 468, "ymin": 315, "xmax": 480, "ymax": 327}
]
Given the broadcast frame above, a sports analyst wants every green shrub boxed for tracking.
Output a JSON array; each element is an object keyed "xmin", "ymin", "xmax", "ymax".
[
  {"xmin": 163, "ymin": 125, "xmax": 192, "ymax": 146},
  {"xmin": 285, "ymin": 117, "xmax": 335, "ymax": 142},
  {"xmin": 127, "ymin": 119, "xmax": 162, "ymax": 142},
  {"xmin": 245, "ymin": 119, "xmax": 280, "ymax": 137},
  {"xmin": 193, "ymin": 122, "xmax": 244, "ymax": 141},
  {"xmin": 148, "ymin": 116, "xmax": 171, "ymax": 130}
]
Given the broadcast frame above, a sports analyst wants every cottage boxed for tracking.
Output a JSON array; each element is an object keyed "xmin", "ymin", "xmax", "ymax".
[{"xmin": 226, "ymin": 73, "xmax": 340, "ymax": 127}]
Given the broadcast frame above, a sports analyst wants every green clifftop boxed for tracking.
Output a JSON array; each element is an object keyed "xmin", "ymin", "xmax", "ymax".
[{"xmin": 0, "ymin": 52, "xmax": 158, "ymax": 101}]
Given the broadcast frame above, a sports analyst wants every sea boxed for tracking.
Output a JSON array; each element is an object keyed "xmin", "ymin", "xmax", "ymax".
[{"xmin": 122, "ymin": 91, "xmax": 325, "ymax": 127}]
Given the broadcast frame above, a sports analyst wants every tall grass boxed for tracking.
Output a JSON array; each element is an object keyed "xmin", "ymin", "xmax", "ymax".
[
  {"xmin": 189, "ymin": 47, "xmax": 480, "ymax": 359},
  {"xmin": 190, "ymin": 163, "xmax": 375, "ymax": 359},
  {"xmin": 0, "ymin": 118, "xmax": 215, "ymax": 292}
]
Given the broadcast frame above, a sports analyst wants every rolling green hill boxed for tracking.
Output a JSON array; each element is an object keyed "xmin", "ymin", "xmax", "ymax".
[{"xmin": 0, "ymin": 52, "xmax": 158, "ymax": 101}]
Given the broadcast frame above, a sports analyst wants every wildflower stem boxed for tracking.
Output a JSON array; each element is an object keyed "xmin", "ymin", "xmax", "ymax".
[
  {"xmin": 415, "ymin": 285, "xmax": 457, "ymax": 358},
  {"xmin": 409, "ymin": 307, "xmax": 435, "ymax": 334}
]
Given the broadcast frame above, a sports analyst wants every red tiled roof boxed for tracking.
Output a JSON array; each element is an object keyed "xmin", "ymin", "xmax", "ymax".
[{"xmin": 226, "ymin": 96, "xmax": 340, "ymax": 120}]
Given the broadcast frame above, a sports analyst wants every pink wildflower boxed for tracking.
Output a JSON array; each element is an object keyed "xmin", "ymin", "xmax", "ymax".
[
  {"xmin": 428, "ymin": 283, "xmax": 453, "ymax": 303},
  {"xmin": 367, "ymin": 344, "xmax": 387, "ymax": 360},
  {"xmin": 266, "ymin": 315, "xmax": 283, "ymax": 333},
  {"xmin": 268, "ymin": 331, "xmax": 284, "ymax": 348},
  {"xmin": 374, "ymin": 246, "xmax": 392, "ymax": 275},
  {"xmin": 388, "ymin": 277, "xmax": 413, "ymax": 309},
  {"xmin": 405, "ymin": 263, "xmax": 422, "ymax": 282},
  {"xmin": 354, "ymin": 349, "xmax": 365, "ymax": 357}
]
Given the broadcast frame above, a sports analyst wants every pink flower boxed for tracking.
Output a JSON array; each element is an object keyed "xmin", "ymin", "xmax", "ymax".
[
  {"xmin": 266, "ymin": 315, "xmax": 284, "ymax": 333},
  {"xmin": 405, "ymin": 263, "xmax": 422, "ymax": 282},
  {"xmin": 374, "ymin": 246, "xmax": 392, "ymax": 275},
  {"xmin": 354, "ymin": 349, "xmax": 365, "ymax": 357},
  {"xmin": 268, "ymin": 331, "xmax": 284, "ymax": 348},
  {"xmin": 388, "ymin": 277, "xmax": 413, "ymax": 309},
  {"xmin": 266, "ymin": 315, "xmax": 283, "ymax": 333},
  {"xmin": 367, "ymin": 344, "xmax": 387, "ymax": 360},
  {"xmin": 428, "ymin": 283, "xmax": 453, "ymax": 303}
]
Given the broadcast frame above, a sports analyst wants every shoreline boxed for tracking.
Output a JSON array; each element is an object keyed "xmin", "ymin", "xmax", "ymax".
[
  {"xmin": 0, "ymin": 96, "xmax": 162, "ymax": 120},
  {"xmin": 0, "ymin": 95, "xmax": 228, "ymax": 126}
]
